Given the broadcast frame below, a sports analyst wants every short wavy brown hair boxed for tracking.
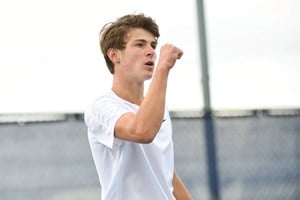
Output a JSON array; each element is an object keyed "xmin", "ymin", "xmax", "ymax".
[{"xmin": 99, "ymin": 13, "xmax": 160, "ymax": 74}]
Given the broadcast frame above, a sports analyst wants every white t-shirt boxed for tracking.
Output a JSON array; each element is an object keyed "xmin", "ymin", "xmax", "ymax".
[{"xmin": 84, "ymin": 90, "xmax": 175, "ymax": 200}]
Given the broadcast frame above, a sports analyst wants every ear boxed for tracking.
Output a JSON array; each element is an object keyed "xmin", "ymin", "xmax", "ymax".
[{"xmin": 107, "ymin": 48, "xmax": 120, "ymax": 64}]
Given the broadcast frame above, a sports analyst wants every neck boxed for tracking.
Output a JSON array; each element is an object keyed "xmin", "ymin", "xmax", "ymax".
[{"xmin": 112, "ymin": 77, "xmax": 144, "ymax": 105}]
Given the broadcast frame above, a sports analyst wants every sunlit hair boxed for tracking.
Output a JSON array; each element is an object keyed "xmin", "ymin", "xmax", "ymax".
[{"xmin": 99, "ymin": 13, "xmax": 160, "ymax": 74}]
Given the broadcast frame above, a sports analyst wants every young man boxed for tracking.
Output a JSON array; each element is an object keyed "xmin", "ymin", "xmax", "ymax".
[{"xmin": 84, "ymin": 13, "xmax": 191, "ymax": 200}]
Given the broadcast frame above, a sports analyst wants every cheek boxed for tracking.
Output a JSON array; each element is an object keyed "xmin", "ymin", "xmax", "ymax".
[
  {"xmin": 123, "ymin": 51, "xmax": 140, "ymax": 63},
  {"xmin": 127, "ymin": 54, "xmax": 142, "ymax": 68}
]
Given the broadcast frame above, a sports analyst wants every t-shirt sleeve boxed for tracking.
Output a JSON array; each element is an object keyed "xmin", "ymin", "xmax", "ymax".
[{"xmin": 84, "ymin": 97, "xmax": 129, "ymax": 149}]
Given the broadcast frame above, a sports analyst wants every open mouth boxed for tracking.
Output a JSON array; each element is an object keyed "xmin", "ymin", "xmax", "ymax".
[{"xmin": 145, "ymin": 61, "xmax": 154, "ymax": 67}]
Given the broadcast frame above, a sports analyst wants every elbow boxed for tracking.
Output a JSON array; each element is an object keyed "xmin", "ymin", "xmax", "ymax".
[
  {"xmin": 134, "ymin": 129, "xmax": 157, "ymax": 144},
  {"xmin": 140, "ymin": 134, "xmax": 155, "ymax": 144},
  {"xmin": 130, "ymin": 120, "xmax": 161, "ymax": 144}
]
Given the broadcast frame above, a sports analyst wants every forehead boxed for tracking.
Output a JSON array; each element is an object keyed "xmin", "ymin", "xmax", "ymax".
[{"xmin": 126, "ymin": 28, "xmax": 156, "ymax": 42}]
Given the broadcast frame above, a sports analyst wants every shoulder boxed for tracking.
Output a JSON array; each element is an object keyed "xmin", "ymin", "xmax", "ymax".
[
  {"xmin": 89, "ymin": 90, "xmax": 121, "ymax": 108},
  {"xmin": 84, "ymin": 90, "xmax": 135, "ymax": 126},
  {"xmin": 85, "ymin": 91, "xmax": 120, "ymax": 117}
]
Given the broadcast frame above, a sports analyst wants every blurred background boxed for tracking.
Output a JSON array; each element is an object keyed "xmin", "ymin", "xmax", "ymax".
[{"xmin": 0, "ymin": 0, "xmax": 299, "ymax": 199}]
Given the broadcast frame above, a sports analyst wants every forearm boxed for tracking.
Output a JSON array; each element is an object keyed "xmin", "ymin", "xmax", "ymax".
[
  {"xmin": 130, "ymin": 44, "xmax": 182, "ymax": 142},
  {"xmin": 135, "ymin": 67, "xmax": 170, "ymax": 138},
  {"xmin": 173, "ymin": 172, "xmax": 192, "ymax": 200}
]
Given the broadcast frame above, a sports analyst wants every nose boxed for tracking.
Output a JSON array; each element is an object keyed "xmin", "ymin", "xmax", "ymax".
[{"xmin": 146, "ymin": 46, "xmax": 155, "ymax": 57}]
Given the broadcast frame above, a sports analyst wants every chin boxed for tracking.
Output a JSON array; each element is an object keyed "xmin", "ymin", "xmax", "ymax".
[{"xmin": 145, "ymin": 74, "xmax": 153, "ymax": 80}]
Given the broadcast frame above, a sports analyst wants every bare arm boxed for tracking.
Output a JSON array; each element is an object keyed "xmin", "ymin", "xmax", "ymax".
[
  {"xmin": 115, "ymin": 44, "xmax": 183, "ymax": 143},
  {"xmin": 173, "ymin": 172, "xmax": 192, "ymax": 200}
]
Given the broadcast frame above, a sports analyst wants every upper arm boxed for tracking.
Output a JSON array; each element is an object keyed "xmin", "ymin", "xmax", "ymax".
[{"xmin": 114, "ymin": 112, "xmax": 157, "ymax": 144}]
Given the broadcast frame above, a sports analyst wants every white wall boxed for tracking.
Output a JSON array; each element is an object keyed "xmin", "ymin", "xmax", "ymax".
[
  {"xmin": 0, "ymin": 0, "xmax": 202, "ymax": 113},
  {"xmin": 205, "ymin": 0, "xmax": 300, "ymax": 110},
  {"xmin": 0, "ymin": 0, "xmax": 299, "ymax": 113}
]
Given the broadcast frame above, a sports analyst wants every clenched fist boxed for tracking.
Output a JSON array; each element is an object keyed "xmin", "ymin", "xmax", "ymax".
[{"xmin": 156, "ymin": 44, "xmax": 183, "ymax": 70}]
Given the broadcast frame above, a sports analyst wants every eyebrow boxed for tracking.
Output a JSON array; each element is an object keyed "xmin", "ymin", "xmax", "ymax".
[
  {"xmin": 130, "ymin": 39, "xmax": 158, "ymax": 49},
  {"xmin": 134, "ymin": 39, "xmax": 156, "ymax": 43}
]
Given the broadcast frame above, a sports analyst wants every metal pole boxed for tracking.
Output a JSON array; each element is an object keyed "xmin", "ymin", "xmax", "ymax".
[{"xmin": 196, "ymin": 0, "xmax": 220, "ymax": 199}]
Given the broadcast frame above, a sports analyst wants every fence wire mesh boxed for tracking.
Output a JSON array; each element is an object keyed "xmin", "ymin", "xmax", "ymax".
[
  {"xmin": 172, "ymin": 113, "xmax": 300, "ymax": 200},
  {"xmin": 0, "ymin": 112, "xmax": 299, "ymax": 199}
]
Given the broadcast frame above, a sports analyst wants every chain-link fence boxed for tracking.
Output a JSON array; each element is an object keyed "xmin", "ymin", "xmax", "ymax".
[
  {"xmin": 0, "ymin": 112, "xmax": 299, "ymax": 199},
  {"xmin": 172, "ymin": 112, "xmax": 300, "ymax": 200}
]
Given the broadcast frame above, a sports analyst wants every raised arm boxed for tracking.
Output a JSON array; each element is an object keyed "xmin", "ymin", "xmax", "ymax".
[{"xmin": 114, "ymin": 44, "xmax": 183, "ymax": 143}]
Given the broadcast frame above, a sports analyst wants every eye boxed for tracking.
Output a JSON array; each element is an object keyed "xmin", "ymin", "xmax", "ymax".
[
  {"xmin": 151, "ymin": 42, "xmax": 157, "ymax": 50},
  {"xmin": 151, "ymin": 44, "xmax": 157, "ymax": 50},
  {"xmin": 135, "ymin": 43, "xmax": 144, "ymax": 47}
]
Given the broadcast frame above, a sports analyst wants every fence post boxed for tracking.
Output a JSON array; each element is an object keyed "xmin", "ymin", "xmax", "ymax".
[{"xmin": 196, "ymin": 0, "xmax": 220, "ymax": 199}]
